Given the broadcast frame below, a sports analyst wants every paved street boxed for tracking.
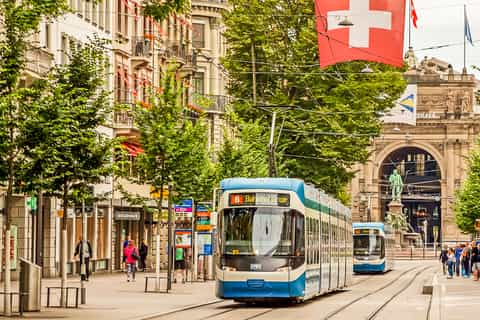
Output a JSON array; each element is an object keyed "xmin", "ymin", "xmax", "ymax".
[{"xmin": 0, "ymin": 260, "xmax": 474, "ymax": 319}]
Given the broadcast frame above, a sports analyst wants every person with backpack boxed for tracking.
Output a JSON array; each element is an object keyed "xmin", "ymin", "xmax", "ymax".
[
  {"xmin": 447, "ymin": 248, "xmax": 456, "ymax": 279},
  {"xmin": 439, "ymin": 245, "xmax": 449, "ymax": 275},
  {"xmin": 124, "ymin": 240, "xmax": 139, "ymax": 282}
]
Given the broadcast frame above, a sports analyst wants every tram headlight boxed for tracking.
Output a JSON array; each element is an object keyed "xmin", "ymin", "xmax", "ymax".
[
  {"xmin": 276, "ymin": 266, "xmax": 291, "ymax": 272},
  {"xmin": 222, "ymin": 266, "xmax": 237, "ymax": 271}
]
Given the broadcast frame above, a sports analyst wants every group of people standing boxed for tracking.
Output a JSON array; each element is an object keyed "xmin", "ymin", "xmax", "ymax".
[
  {"xmin": 440, "ymin": 241, "xmax": 480, "ymax": 280},
  {"xmin": 123, "ymin": 236, "xmax": 149, "ymax": 282}
]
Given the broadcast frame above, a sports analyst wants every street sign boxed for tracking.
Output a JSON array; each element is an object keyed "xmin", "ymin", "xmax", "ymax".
[
  {"xmin": 197, "ymin": 232, "xmax": 212, "ymax": 256},
  {"xmin": 175, "ymin": 229, "xmax": 192, "ymax": 248},
  {"xmin": 26, "ymin": 196, "xmax": 37, "ymax": 213},
  {"xmin": 2, "ymin": 225, "xmax": 17, "ymax": 270},
  {"xmin": 175, "ymin": 199, "xmax": 193, "ymax": 218},
  {"xmin": 195, "ymin": 203, "xmax": 212, "ymax": 231}
]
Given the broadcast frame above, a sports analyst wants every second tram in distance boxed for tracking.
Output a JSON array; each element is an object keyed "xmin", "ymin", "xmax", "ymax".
[
  {"xmin": 353, "ymin": 222, "xmax": 395, "ymax": 273},
  {"xmin": 215, "ymin": 178, "xmax": 353, "ymax": 302}
]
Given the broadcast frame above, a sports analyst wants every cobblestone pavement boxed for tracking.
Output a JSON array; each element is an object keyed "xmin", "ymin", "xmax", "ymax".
[{"xmin": 0, "ymin": 261, "xmax": 478, "ymax": 319}]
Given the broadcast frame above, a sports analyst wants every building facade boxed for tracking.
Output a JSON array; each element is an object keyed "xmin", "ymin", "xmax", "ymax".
[
  {"xmin": 350, "ymin": 57, "xmax": 480, "ymax": 243},
  {"xmin": 191, "ymin": 0, "xmax": 231, "ymax": 156}
]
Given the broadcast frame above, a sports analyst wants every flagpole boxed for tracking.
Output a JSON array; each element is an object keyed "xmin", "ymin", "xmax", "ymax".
[
  {"xmin": 408, "ymin": 0, "xmax": 412, "ymax": 48},
  {"xmin": 464, "ymin": 4, "xmax": 466, "ymax": 71}
]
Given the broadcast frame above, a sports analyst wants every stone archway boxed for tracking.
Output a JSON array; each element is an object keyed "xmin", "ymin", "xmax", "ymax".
[{"xmin": 377, "ymin": 144, "xmax": 444, "ymax": 243}]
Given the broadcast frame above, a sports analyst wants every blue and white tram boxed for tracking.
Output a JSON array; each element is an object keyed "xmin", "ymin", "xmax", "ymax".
[
  {"xmin": 215, "ymin": 178, "xmax": 353, "ymax": 302},
  {"xmin": 353, "ymin": 223, "xmax": 395, "ymax": 273}
]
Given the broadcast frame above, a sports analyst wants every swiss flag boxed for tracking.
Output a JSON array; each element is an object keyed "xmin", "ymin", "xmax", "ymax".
[{"xmin": 315, "ymin": 0, "xmax": 406, "ymax": 68}]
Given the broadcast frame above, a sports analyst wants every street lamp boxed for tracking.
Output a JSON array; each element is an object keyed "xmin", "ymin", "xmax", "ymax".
[{"xmin": 338, "ymin": 17, "xmax": 354, "ymax": 27}]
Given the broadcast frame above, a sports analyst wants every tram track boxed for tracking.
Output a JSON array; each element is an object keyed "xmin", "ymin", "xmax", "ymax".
[
  {"xmin": 365, "ymin": 266, "xmax": 433, "ymax": 320},
  {"xmin": 148, "ymin": 299, "xmax": 276, "ymax": 320},
  {"xmin": 321, "ymin": 266, "xmax": 422, "ymax": 320}
]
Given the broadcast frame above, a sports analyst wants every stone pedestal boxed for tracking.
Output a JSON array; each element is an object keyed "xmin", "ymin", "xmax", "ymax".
[
  {"xmin": 387, "ymin": 200, "xmax": 403, "ymax": 215},
  {"xmin": 387, "ymin": 200, "xmax": 404, "ymax": 247}
]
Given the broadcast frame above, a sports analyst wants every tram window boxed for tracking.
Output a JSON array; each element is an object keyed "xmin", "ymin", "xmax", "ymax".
[{"xmin": 294, "ymin": 213, "xmax": 305, "ymax": 257}]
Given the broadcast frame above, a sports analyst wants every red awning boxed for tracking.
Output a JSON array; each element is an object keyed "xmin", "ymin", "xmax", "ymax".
[{"xmin": 122, "ymin": 142, "xmax": 144, "ymax": 156}]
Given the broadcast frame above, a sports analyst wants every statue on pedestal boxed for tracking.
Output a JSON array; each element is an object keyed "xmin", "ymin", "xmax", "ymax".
[{"xmin": 389, "ymin": 169, "xmax": 404, "ymax": 202}]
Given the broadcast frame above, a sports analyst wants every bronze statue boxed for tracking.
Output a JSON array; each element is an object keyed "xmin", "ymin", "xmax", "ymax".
[{"xmin": 389, "ymin": 169, "xmax": 404, "ymax": 202}]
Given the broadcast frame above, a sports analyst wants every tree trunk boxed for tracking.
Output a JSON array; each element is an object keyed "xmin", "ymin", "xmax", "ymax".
[
  {"xmin": 3, "ymin": 165, "xmax": 14, "ymax": 316},
  {"xmin": 60, "ymin": 184, "xmax": 68, "ymax": 307},
  {"xmin": 155, "ymin": 184, "xmax": 164, "ymax": 291}
]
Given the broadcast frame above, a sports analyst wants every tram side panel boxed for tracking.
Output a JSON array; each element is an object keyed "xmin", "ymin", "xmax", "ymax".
[{"xmin": 321, "ymin": 211, "xmax": 329, "ymax": 293}]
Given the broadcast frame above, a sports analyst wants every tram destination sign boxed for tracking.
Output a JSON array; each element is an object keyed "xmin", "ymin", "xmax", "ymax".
[
  {"xmin": 354, "ymin": 229, "xmax": 380, "ymax": 235},
  {"xmin": 229, "ymin": 192, "xmax": 290, "ymax": 207}
]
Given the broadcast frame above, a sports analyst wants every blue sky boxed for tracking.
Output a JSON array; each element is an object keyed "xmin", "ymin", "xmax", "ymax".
[{"xmin": 408, "ymin": 0, "xmax": 480, "ymax": 76}]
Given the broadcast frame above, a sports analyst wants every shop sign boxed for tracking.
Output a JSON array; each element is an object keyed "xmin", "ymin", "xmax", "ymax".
[
  {"xmin": 114, "ymin": 211, "xmax": 141, "ymax": 221},
  {"xmin": 2, "ymin": 225, "xmax": 17, "ymax": 270},
  {"xmin": 175, "ymin": 229, "xmax": 192, "ymax": 248},
  {"xmin": 197, "ymin": 232, "xmax": 212, "ymax": 256}
]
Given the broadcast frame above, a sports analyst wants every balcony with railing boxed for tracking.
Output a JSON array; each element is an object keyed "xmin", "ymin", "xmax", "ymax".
[
  {"xmin": 24, "ymin": 45, "xmax": 53, "ymax": 78},
  {"xmin": 114, "ymin": 90, "xmax": 137, "ymax": 134},
  {"xmin": 192, "ymin": 0, "xmax": 229, "ymax": 10},
  {"xmin": 190, "ymin": 94, "xmax": 232, "ymax": 113},
  {"xmin": 131, "ymin": 36, "xmax": 153, "ymax": 68}
]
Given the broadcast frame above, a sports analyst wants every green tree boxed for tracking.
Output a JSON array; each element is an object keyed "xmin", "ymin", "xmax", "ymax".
[
  {"xmin": 455, "ymin": 142, "xmax": 480, "ymax": 234},
  {"xmin": 20, "ymin": 40, "xmax": 115, "ymax": 305},
  {"xmin": 222, "ymin": 0, "xmax": 406, "ymax": 199},
  {"xmin": 126, "ymin": 67, "xmax": 212, "ymax": 280},
  {"xmin": 143, "ymin": 0, "xmax": 190, "ymax": 21},
  {"xmin": 216, "ymin": 120, "xmax": 269, "ymax": 180},
  {"xmin": 0, "ymin": 0, "xmax": 68, "ymax": 314}
]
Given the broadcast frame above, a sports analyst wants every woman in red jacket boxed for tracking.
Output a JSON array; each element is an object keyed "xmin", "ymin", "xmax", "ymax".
[{"xmin": 124, "ymin": 240, "xmax": 139, "ymax": 282}]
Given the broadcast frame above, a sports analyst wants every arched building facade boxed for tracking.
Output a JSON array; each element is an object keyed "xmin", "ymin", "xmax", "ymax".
[{"xmin": 350, "ymin": 57, "xmax": 480, "ymax": 242}]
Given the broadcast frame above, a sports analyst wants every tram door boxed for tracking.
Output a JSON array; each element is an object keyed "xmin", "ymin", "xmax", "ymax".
[{"xmin": 320, "ymin": 211, "xmax": 329, "ymax": 293}]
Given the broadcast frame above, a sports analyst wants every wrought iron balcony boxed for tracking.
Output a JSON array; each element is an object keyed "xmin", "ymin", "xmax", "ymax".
[
  {"xmin": 191, "ymin": 94, "xmax": 232, "ymax": 113},
  {"xmin": 132, "ymin": 36, "xmax": 153, "ymax": 58}
]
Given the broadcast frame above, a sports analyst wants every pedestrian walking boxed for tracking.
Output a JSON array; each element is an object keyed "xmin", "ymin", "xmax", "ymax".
[
  {"xmin": 174, "ymin": 247, "xmax": 186, "ymax": 284},
  {"xmin": 461, "ymin": 244, "xmax": 471, "ymax": 278},
  {"xmin": 124, "ymin": 240, "xmax": 139, "ymax": 282},
  {"xmin": 122, "ymin": 235, "xmax": 131, "ymax": 271},
  {"xmin": 454, "ymin": 244, "xmax": 463, "ymax": 277},
  {"xmin": 447, "ymin": 248, "xmax": 455, "ymax": 279},
  {"xmin": 74, "ymin": 236, "xmax": 93, "ymax": 281},
  {"xmin": 139, "ymin": 240, "xmax": 148, "ymax": 272},
  {"xmin": 472, "ymin": 243, "xmax": 480, "ymax": 281},
  {"xmin": 439, "ymin": 245, "xmax": 448, "ymax": 275}
]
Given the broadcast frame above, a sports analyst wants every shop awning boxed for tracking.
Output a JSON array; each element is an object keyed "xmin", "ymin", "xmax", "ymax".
[{"xmin": 122, "ymin": 142, "xmax": 144, "ymax": 156}]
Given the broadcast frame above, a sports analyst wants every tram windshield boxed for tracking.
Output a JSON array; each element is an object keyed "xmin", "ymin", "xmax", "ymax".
[
  {"xmin": 219, "ymin": 208, "xmax": 304, "ymax": 257},
  {"xmin": 353, "ymin": 235, "xmax": 384, "ymax": 258}
]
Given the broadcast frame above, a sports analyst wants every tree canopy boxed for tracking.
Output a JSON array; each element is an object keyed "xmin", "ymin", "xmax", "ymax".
[
  {"xmin": 222, "ymin": 0, "xmax": 406, "ymax": 199},
  {"xmin": 128, "ymin": 67, "xmax": 213, "ymax": 204},
  {"xmin": 455, "ymin": 141, "xmax": 480, "ymax": 234}
]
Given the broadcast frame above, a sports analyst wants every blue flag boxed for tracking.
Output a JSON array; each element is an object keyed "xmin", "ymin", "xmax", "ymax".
[{"xmin": 465, "ymin": 6, "xmax": 474, "ymax": 46}]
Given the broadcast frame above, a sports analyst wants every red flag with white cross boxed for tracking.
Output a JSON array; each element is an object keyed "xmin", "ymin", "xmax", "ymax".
[{"xmin": 315, "ymin": 0, "xmax": 406, "ymax": 68}]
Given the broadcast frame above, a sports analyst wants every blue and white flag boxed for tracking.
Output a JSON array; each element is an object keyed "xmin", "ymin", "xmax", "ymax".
[
  {"xmin": 465, "ymin": 6, "xmax": 474, "ymax": 46},
  {"xmin": 382, "ymin": 85, "xmax": 417, "ymax": 126}
]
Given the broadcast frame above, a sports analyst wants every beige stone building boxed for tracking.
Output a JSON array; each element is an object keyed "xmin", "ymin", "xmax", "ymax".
[
  {"xmin": 191, "ymin": 0, "xmax": 232, "ymax": 157},
  {"xmin": 350, "ymin": 56, "xmax": 480, "ymax": 243}
]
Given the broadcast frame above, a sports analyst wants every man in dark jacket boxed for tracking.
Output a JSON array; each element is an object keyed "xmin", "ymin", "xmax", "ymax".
[
  {"xmin": 439, "ymin": 245, "xmax": 448, "ymax": 275},
  {"xmin": 74, "ymin": 236, "xmax": 93, "ymax": 281},
  {"xmin": 139, "ymin": 240, "xmax": 148, "ymax": 272}
]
